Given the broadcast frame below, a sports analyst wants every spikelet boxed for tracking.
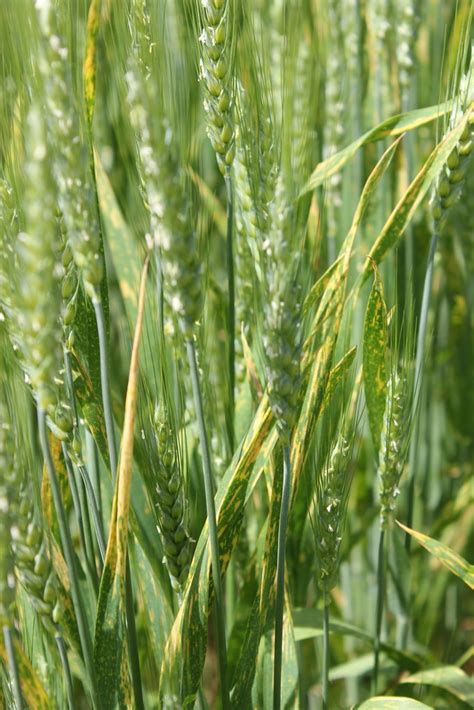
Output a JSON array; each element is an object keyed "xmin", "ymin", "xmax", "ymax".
[
  {"xmin": 199, "ymin": 0, "xmax": 235, "ymax": 173},
  {"xmin": 0, "ymin": 407, "xmax": 16, "ymax": 625},
  {"xmin": 153, "ymin": 405, "xmax": 192, "ymax": 593},
  {"xmin": 431, "ymin": 110, "xmax": 474, "ymax": 227},
  {"xmin": 324, "ymin": 0, "xmax": 346, "ymax": 259},
  {"xmin": 0, "ymin": 178, "xmax": 17, "ymax": 322},
  {"xmin": 431, "ymin": 59, "xmax": 474, "ymax": 228},
  {"xmin": 262, "ymin": 178, "xmax": 302, "ymax": 439},
  {"xmin": 233, "ymin": 125, "xmax": 257, "ymax": 339},
  {"xmin": 378, "ymin": 372, "xmax": 410, "ymax": 529},
  {"xmin": 0, "ymin": 401, "xmax": 62, "ymax": 631},
  {"xmin": 60, "ymin": 219, "xmax": 79, "ymax": 353},
  {"xmin": 12, "ymin": 479, "xmax": 63, "ymax": 631},
  {"xmin": 395, "ymin": 0, "xmax": 418, "ymax": 105},
  {"xmin": 126, "ymin": 1, "xmax": 201, "ymax": 338},
  {"xmin": 314, "ymin": 434, "xmax": 352, "ymax": 596},
  {"xmin": 13, "ymin": 106, "xmax": 65, "ymax": 416},
  {"xmin": 35, "ymin": 0, "xmax": 103, "ymax": 302}
]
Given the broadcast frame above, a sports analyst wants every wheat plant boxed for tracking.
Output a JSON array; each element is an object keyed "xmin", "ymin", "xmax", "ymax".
[{"xmin": 0, "ymin": 1, "xmax": 473, "ymax": 709}]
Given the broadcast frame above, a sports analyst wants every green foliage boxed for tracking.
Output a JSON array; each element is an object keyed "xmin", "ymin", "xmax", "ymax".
[{"xmin": 0, "ymin": 1, "xmax": 472, "ymax": 708}]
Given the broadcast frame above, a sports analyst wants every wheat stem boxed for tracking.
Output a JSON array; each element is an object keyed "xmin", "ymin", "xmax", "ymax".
[
  {"xmin": 322, "ymin": 593, "xmax": 330, "ymax": 710},
  {"xmin": 78, "ymin": 463, "xmax": 106, "ymax": 563},
  {"xmin": 63, "ymin": 350, "xmax": 101, "ymax": 578},
  {"xmin": 273, "ymin": 444, "xmax": 291, "ymax": 710},
  {"xmin": 86, "ymin": 430, "xmax": 102, "ymax": 523},
  {"xmin": 186, "ymin": 338, "xmax": 229, "ymax": 710},
  {"xmin": 38, "ymin": 408, "xmax": 98, "ymax": 708},
  {"xmin": 225, "ymin": 170, "xmax": 235, "ymax": 452},
  {"xmin": 55, "ymin": 635, "xmax": 76, "ymax": 710},
  {"xmin": 405, "ymin": 229, "xmax": 439, "ymax": 550},
  {"xmin": 93, "ymin": 300, "xmax": 117, "ymax": 478},
  {"xmin": 62, "ymin": 443, "xmax": 98, "ymax": 591},
  {"xmin": 373, "ymin": 528, "xmax": 386, "ymax": 692},
  {"xmin": 3, "ymin": 625, "xmax": 23, "ymax": 710}
]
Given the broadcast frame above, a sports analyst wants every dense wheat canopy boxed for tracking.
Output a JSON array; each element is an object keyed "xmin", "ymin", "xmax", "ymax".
[{"xmin": 0, "ymin": 1, "xmax": 473, "ymax": 708}]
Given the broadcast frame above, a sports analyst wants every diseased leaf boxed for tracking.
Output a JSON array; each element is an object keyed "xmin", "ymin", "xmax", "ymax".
[
  {"xmin": 320, "ymin": 346, "xmax": 357, "ymax": 411},
  {"xmin": 363, "ymin": 266, "xmax": 388, "ymax": 451},
  {"xmin": 233, "ymin": 248, "xmax": 382, "ymax": 706},
  {"xmin": 83, "ymin": 0, "xmax": 103, "ymax": 126},
  {"xmin": 400, "ymin": 666, "xmax": 474, "ymax": 705},
  {"xmin": 0, "ymin": 638, "xmax": 50, "ymax": 710},
  {"xmin": 302, "ymin": 255, "xmax": 344, "ymax": 316},
  {"xmin": 397, "ymin": 521, "xmax": 474, "ymax": 589},
  {"xmin": 294, "ymin": 140, "xmax": 401, "ymax": 499},
  {"xmin": 359, "ymin": 105, "xmax": 474, "ymax": 283}
]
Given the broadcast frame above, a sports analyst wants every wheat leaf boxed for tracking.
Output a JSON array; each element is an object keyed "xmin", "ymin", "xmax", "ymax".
[
  {"xmin": 160, "ymin": 397, "xmax": 273, "ymax": 704},
  {"xmin": 400, "ymin": 666, "xmax": 474, "ymax": 705},
  {"xmin": 83, "ymin": 0, "xmax": 103, "ymax": 126},
  {"xmin": 359, "ymin": 105, "xmax": 474, "ymax": 283},
  {"xmin": 0, "ymin": 639, "xmax": 50, "ymax": 710},
  {"xmin": 358, "ymin": 698, "xmax": 434, "ymax": 709},
  {"xmin": 301, "ymin": 101, "xmax": 453, "ymax": 194},
  {"xmin": 397, "ymin": 521, "xmax": 474, "ymax": 589},
  {"xmin": 94, "ymin": 150, "xmax": 144, "ymax": 326},
  {"xmin": 94, "ymin": 256, "xmax": 149, "ymax": 708},
  {"xmin": 363, "ymin": 265, "xmax": 388, "ymax": 451}
]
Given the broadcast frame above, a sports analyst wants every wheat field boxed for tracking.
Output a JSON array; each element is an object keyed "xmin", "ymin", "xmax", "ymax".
[{"xmin": 0, "ymin": 1, "xmax": 473, "ymax": 708}]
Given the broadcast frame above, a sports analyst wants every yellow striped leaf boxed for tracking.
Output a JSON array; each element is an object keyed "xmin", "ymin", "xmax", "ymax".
[
  {"xmin": 0, "ymin": 639, "xmax": 49, "ymax": 710},
  {"xmin": 83, "ymin": 0, "xmax": 103, "ymax": 126},
  {"xmin": 359, "ymin": 105, "xmax": 474, "ymax": 284},
  {"xmin": 397, "ymin": 521, "xmax": 474, "ymax": 589}
]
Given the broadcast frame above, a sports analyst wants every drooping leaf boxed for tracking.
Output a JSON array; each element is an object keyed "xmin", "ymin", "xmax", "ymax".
[
  {"xmin": 399, "ymin": 666, "xmax": 474, "ymax": 705},
  {"xmin": 359, "ymin": 105, "xmax": 474, "ymax": 284},
  {"xmin": 301, "ymin": 101, "xmax": 452, "ymax": 194},
  {"xmin": 363, "ymin": 266, "xmax": 388, "ymax": 451},
  {"xmin": 397, "ymin": 521, "xmax": 474, "ymax": 589},
  {"xmin": 294, "ymin": 139, "xmax": 401, "ymax": 498},
  {"xmin": 292, "ymin": 608, "xmax": 420, "ymax": 671},
  {"xmin": 358, "ymin": 698, "xmax": 434, "ymax": 709}
]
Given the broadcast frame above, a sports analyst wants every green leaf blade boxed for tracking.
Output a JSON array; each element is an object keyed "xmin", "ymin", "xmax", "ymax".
[{"xmin": 363, "ymin": 267, "xmax": 388, "ymax": 451}]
